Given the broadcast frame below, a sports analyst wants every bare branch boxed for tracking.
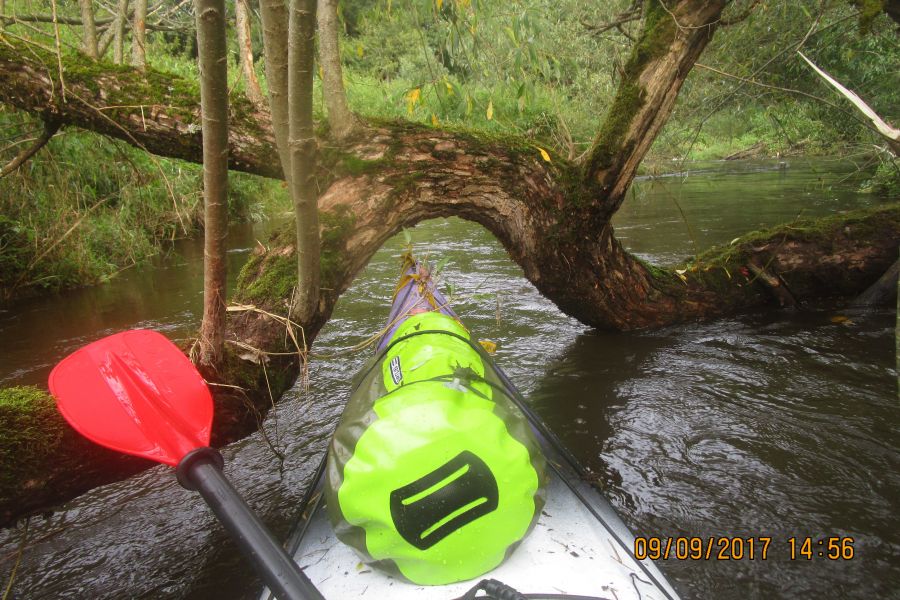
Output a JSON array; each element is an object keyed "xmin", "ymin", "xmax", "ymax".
[
  {"xmin": 798, "ymin": 50, "xmax": 900, "ymax": 155},
  {"xmin": 0, "ymin": 119, "xmax": 60, "ymax": 178},
  {"xmin": 694, "ymin": 62, "xmax": 884, "ymax": 136},
  {"xmin": 582, "ymin": 3, "xmax": 642, "ymax": 38},
  {"xmin": 721, "ymin": 0, "xmax": 762, "ymax": 26}
]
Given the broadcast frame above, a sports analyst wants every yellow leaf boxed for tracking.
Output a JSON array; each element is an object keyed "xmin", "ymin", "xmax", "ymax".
[
  {"xmin": 406, "ymin": 88, "xmax": 421, "ymax": 114},
  {"xmin": 674, "ymin": 268, "xmax": 688, "ymax": 284},
  {"xmin": 431, "ymin": 113, "xmax": 440, "ymax": 126},
  {"xmin": 444, "ymin": 80, "xmax": 454, "ymax": 95},
  {"xmin": 830, "ymin": 315, "xmax": 850, "ymax": 324},
  {"xmin": 356, "ymin": 44, "xmax": 364, "ymax": 57},
  {"xmin": 537, "ymin": 146, "xmax": 551, "ymax": 162},
  {"xmin": 318, "ymin": 65, "xmax": 323, "ymax": 79},
  {"xmin": 479, "ymin": 340, "xmax": 497, "ymax": 354},
  {"xmin": 436, "ymin": 0, "xmax": 443, "ymax": 9},
  {"xmin": 486, "ymin": 99, "xmax": 494, "ymax": 121}
]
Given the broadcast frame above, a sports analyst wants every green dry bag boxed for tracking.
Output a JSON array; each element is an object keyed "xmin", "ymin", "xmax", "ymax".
[{"xmin": 325, "ymin": 311, "xmax": 547, "ymax": 585}]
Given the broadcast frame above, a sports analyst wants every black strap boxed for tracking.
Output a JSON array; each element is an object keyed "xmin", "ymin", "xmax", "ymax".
[{"xmin": 454, "ymin": 578, "xmax": 612, "ymax": 600}]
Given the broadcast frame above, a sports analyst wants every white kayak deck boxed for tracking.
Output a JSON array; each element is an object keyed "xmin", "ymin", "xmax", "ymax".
[{"xmin": 289, "ymin": 472, "xmax": 674, "ymax": 600}]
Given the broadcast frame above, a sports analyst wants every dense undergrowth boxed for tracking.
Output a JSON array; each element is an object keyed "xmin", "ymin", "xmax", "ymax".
[
  {"xmin": 0, "ymin": 112, "xmax": 286, "ymax": 301},
  {"xmin": 0, "ymin": 0, "xmax": 897, "ymax": 300}
]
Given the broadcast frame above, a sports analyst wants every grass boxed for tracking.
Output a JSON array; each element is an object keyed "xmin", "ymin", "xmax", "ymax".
[
  {"xmin": 0, "ymin": 386, "xmax": 63, "ymax": 491},
  {"xmin": 0, "ymin": 113, "xmax": 287, "ymax": 301}
]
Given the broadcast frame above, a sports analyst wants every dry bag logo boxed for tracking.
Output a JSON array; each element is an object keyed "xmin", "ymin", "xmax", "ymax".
[
  {"xmin": 389, "ymin": 356, "xmax": 403, "ymax": 385},
  {"xmin": 389, "ymin": 451, "xmax": 499, "ymax": 550}
]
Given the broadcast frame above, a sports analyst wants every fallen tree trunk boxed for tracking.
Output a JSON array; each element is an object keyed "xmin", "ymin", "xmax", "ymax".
[{"xmin": 853, "ymin": 256, "xmax": 900, "ymax": 307}]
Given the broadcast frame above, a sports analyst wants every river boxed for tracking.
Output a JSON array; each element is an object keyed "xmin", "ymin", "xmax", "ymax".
[{"xmin": 0, "ymin": 158, "xmax": 897, "ymax": 599}]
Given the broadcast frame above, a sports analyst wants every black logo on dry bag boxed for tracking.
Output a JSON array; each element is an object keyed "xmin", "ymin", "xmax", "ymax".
[
  {"xmin": 389, "ymin": 451, "xmax": 499, "ymax": 550},
  {"xmin": 389, "ymin": 356, "xmax": 403, "ymax": 385}
]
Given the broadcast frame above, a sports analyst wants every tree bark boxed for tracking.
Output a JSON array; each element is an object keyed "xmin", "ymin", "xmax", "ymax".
[
  {"xmin": 287, "ymin": 0, "xmax": 320, "ymax": 323},
  {"xmin": 78, "ymin": 0, "xmax": 99, "ymax": 58},
  {"xmin": 113, "ymin": 0, "xmax": 129, "ymax": 64},
  {"xmin": 235, "ymin": 0, "xmax": 265, "ymax": 107},
  {"xmin": 194, "ymin": 0, "xmax": 230, "ymax": 367},
  {"xmin": 258, "ymin": 0, "xmax": 292, "ymax": 183},
  {"xmin": 132, "ymin": 0, "xmax": 147, "ymax": 70},
  {"xmin": 317, "ymin": 0, "xmax": 356, "ymax": 139},
  {"xmin": 585, "ymin": 0, "xmax": 726, "ymax": 219},
  {"xmin": 853, "ymin": 256, "xmax": 900, "ymax": 307}
]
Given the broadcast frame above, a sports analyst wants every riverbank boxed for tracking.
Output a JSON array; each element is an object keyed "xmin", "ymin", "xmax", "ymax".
[{"xmin": 0, "ymin": 125, "xmax": 288, "ymax": 304}]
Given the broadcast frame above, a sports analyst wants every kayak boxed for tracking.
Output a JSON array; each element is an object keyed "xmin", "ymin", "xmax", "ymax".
[{"xmin": 261, "ymin": 257, "xmax": 681, "ymax": 600}]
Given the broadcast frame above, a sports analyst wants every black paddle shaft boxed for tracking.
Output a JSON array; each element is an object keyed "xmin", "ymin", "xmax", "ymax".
[{"xmin": 176, "ymin": 448, "xmax": 325, "ymax": 600}]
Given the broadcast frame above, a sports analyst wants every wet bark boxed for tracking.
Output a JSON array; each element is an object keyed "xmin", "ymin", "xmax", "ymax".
[
  {"xmin": 194, "ymin": 0, "xmax": 230, "ymax": 366},
  {"xmin": 853, "ymin": 256, "xmax": 900, "ymax": 307}
]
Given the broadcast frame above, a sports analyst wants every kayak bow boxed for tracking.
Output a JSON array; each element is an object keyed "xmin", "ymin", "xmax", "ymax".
[{"xmin": 262, "ymin": 257, "xmax": 681, "ymax": 600}]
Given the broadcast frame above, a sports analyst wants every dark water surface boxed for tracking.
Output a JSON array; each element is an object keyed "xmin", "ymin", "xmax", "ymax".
[{"xmin": 1, "ymin": 159, "xmax": 897, "ymax": 599}]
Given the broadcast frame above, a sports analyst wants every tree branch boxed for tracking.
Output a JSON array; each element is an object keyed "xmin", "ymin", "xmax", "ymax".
[
  {"xmin": 0, "ymin": 118, "xmax": 59, "ymax": 177},
  {"xmin": 584, "ymin": 0, "xmax": 727, "ymax": 219},
  {"xmin": 798, "ymin": 50, "xmax": 900, "ymax": 155}
]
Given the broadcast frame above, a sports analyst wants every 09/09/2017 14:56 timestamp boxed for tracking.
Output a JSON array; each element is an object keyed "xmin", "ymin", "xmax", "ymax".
[{"xmin": 633, "ymin": 536, "xmax": 855, "ymax": 561}]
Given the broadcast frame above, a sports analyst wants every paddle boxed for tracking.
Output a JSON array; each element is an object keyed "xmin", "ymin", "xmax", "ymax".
[{"xmin": 48, "ymin": 329, "xmax": 324, "ymax": 600}]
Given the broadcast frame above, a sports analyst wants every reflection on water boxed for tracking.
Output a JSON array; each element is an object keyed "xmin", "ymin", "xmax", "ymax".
[{"xmin": 0, "ymin": 159, "xmax": 896, "ymax": 599}]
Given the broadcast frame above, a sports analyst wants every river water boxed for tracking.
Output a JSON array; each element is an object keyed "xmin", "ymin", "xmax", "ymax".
[{"xmin": 1, "ymin": 159, "xmax": 897, "ymax": 599}]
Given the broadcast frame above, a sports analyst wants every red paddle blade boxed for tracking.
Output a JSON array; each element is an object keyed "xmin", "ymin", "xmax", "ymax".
[{"xmin": 49, "ymin": 330, "xmax": 213, "ymax": 466}]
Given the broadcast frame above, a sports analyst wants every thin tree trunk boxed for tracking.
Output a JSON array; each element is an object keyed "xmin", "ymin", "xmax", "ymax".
[
  {"xmin": 194, "ymin": 0, "xmax": 230, "ymax": 367},
  {"xmin": 113, "ymin": 0, "xmax": 129, "ymax": 64},
  {"xmin": 79, "ymin": 0, "xmax": 98, "ymax": 58},
  {"xmin": 287, "ymin": 0, "xmax": 319, "ymax": 322},
  {"xmin": 235, "ymin": 0, "xmax": 264, "ymax": 106},
  {"xmin": 317, "ymin": 0, "xmax": 355, "ymax": 139},
  {"xmin": 258, "ymin": 0, "xmax": 292, "ymax": 183},
  {"xmin": 132, "ymin": 0, "xmax": 147, "ymax": 69}
]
